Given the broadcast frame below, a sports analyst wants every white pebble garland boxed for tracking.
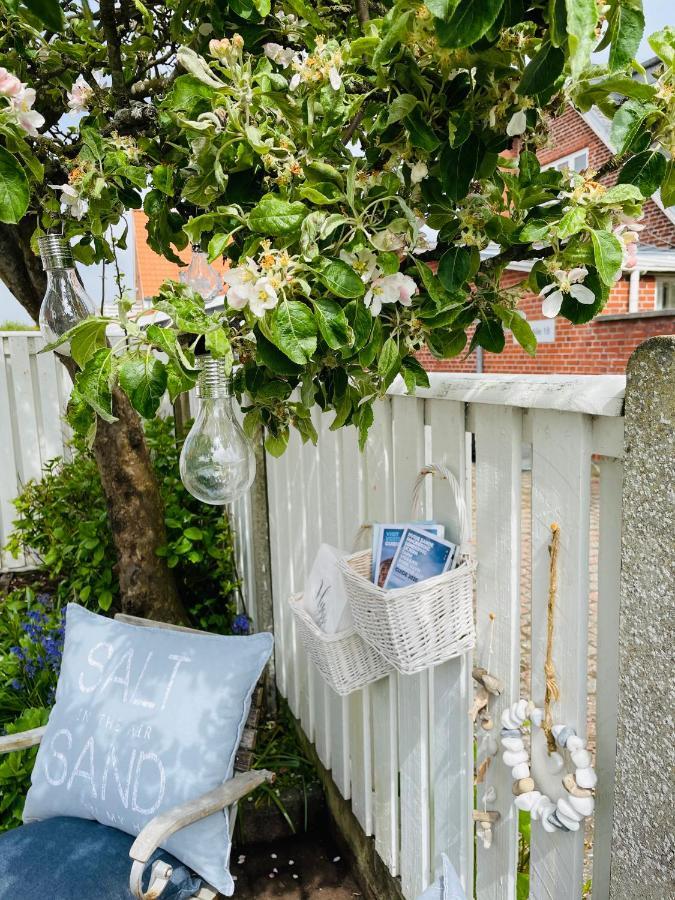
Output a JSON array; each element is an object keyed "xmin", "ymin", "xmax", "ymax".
[{"xmin": 499, "ymin": 699, "xmax": 597, "ymax": 833}]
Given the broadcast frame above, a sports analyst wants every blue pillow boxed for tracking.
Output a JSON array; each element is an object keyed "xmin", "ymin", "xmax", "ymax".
[{"xmin": 22, "ymin": 604, "xmax": 273, "ymax": 897}]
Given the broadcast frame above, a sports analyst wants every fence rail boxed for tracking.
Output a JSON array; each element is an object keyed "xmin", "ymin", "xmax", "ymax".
[{"xmin": 266, "ymin": 374, "xmax": 625, "ymax": 900}]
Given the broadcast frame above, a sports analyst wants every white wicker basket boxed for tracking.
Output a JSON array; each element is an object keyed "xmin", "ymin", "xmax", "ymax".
[
  {"xmin": 288, "ymin": 593, "xmax": 392, "ymax": 696},
  {"xmin": 339, "ymin": 464, "xmax": 476, "ymax": 675}
]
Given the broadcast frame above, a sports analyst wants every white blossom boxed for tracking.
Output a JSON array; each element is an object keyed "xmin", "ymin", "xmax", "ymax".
[
  {"xmin": 263, "ymin": 43, "xmax": 296, "ymax": 68},
  {"xmin": 0, "ymin": 71, "xmax": 44, "ymax": 135},
  {"xmin": 248, "ymin": 277, "xmax": 279, "ymax": 317},
  {"xmin": 0, "ymin": 68, "xmax": 23, "ymax": 98},
  {"xmin": 364, "ymin": 273, "xmax": 417, "ymax": 317},
  {"xmin": 539, "ymin": 267, "xmax": 595, "ymax": 318},
  {"xmin": 49, "ymin": 183, "xmax": 88, "ymax": 220},
  {"xmin": 410, "ymin": 161, "xmax": 428, "ymax": 184},
  {"xmin": 328, "ymin": 66, "xmax": 342, "ymax": 90},
  {"xmin": 506, "ymin": 109, "xmax": 527, "ymax": 137},
  {"xmin": 222, "ymin": 259, "xmax": 259, "ymax": 309},
  {"xmin": 67, "ymin": 75, "xmax": 94, "ymax": 112},
  {"xmin": 339, "ymin": 247, "xmax": 380, "ymax": 283}
]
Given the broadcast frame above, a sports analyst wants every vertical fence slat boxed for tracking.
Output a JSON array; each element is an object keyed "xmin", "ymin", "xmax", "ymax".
[
  {"xmin": 391, "ymin": 395, "xmax": 430, "ymax": 899},
  {"xmin": 266, "ymin": 453, "xmax": 287, "ymax": 698},
  {"xmin": 530, "ymin": 410, "xmax": 591, "ymax": 899},
  {"xmin": 426, "ymin": 398, "xmax": 473, "ymax": 894},
  {"xmin": 474, "ymin": 404, "xmax": 522, "ymax": 900},
  {"xmin": 365, "ymin": 397, "xmax": 399, "ymax": 874},
  {"xmin": 340, "ymin": 426, "xmax": 372, "ymax": 835},
  {"xmin": 0, "ymin": 338, "xmax": 24, "ymax": 569},
  {"xmin": 8, "ymin": 335, "xmax": 43, "ymax": 485},
  {"xmin": 317, "ymin": 417, "xmax": 350, "ymax": 799},
  {"xmin": 32, "ymin": 338, "xmax": 65, "ymax": 464},
  {"xmin": 592, "ymin": 457, "xmax": 623, "ymax": 900}
]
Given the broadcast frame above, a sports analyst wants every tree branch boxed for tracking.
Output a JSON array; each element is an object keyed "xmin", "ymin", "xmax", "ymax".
[
  {"xmin": 355, "ymin": 0, "xmax": 369, "ymax": 26},
  {"xmin": 99, "ymin": 0, "xmax": 126, "ymax": 103}
]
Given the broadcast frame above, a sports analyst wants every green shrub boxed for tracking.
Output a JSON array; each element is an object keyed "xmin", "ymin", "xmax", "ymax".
[{"xmin": 6, "ymin": 416, "xmax": 241, "ymax": 632}]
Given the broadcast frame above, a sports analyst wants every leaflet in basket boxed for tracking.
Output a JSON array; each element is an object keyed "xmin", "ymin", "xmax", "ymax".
[
  {"xmin": 371, "ymin": 521, "xmax": 444, "ymax": 587},
  {"xmin": 383, "ymin": 527, "xmax": 458, "ymax": 590}
]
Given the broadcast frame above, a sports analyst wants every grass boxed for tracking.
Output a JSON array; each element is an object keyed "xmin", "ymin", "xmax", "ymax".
[{"xmin": 0, "ymin": 321, "xmax": 39, "ymax": 331}]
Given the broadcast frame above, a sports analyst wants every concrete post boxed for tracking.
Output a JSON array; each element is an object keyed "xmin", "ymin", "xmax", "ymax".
[{"xmin": 610, "ymin": 336, "xmax": 675, "ymax": 899}]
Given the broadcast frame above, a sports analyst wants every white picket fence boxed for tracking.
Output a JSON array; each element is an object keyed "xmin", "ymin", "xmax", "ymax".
[{"xmin": 266, "ymin": 373, "xmax": 626, "ymax": 900}]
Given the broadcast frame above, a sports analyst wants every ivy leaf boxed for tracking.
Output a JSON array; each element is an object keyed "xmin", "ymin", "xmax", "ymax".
[
  {"xmin": 76, "ymin": 349, "xmax": 117, "ymax": 423},
  {"xmin": 313, "ymin": 298, "xmax": 353, "ymax": 349},
  {"xmin": 269, "ymin": 300, "xmax": 318, "ymax": 363},
  {"xmin": 317, "ymin": 259, "xmax": 365, "ymax": 298},
  {"xmin": 618, "ymin": 150, "xmax": 667, "ymax": 199},
  {"xmin": 248, "ymin": 196, "xmax": 308, "ymax": 236},
  {"xmin": 434, "ymin": 0, "xmax": 503, "ymax": 48},
  {"xmin": 70, "ymin": 319, "xmax": 109, "ymax": 369},
  {"xmin": 118, "ymin": 355, "xmax": 168, "ymax": 418},
  {"xmin": 518, "ymin": 41, "xmax": 565, "ymax": 96},
  {"xmin": 0, "ymin": 147, "xmax": 29, "ymax": 224},
  {"xmin": 437, "ymin": 246, "xmax": 472, "ymax": 291},
  {"xmin": 591, "ymin": 229, "xmax": 624, "ymax": 285},
  {"xmin": 378, "ymin": 337, "xmax": 400, "ymax": 387}
]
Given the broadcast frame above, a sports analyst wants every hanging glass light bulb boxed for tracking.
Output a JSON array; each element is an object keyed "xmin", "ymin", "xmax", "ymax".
[
  {"xmin": 179, "ymin": 355, "xmax": 256, "ymax": 505},
  {"xmin": 38, "ymin": 235, "xmax": 96, "ymax": 349},
  {"xmin": 179, "ymin": 244, "xmax": 223, "ymax": 300}
]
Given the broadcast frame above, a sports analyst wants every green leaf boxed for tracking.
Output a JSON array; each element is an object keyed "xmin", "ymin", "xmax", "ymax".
[
  {"xmin": 425, "ymin": 329, "xmax": 467, "ymax": 359},
  {"xmin": 0, "ymin": 147, "xmax": 29, "ymax": 224},
  {"xmin": 76, "ymin": 348, "xmax": 117, "ymax": 423},
  {"xmin": 317, "ymin": 259, "xmax": 365, "ymax": 299},
  {"xmin": 205, "ymin": 328, "xmax": 233, "ymax": 367},
  {"xmin": 437, "ymin": 246, "xmax": 472, "ymax": 291},
  {"xmin": 649, "ymin": 26, "xmax": 675, "ymax": 68},
  {"xmin": 177, "ymin": 47, "xmax": 224, "ymax": 88},
  {"xmin": 269, "ymin": 301, "xmax": 318, "ymax": 363},
  {"xmin": 661, "ymin": 159, "xmax": 675, "ymax": 208},
  {"xmin": 253, "ymin": 0, "xmax": 271, "ymax": 14},
  {"xmin": 434, "ymin": 0, "xmax": 504, "ymax": 48},
  {"xmin": 519, "ymin": 219, "xmax": 551, "ymax": 242},
  {"xmin": 610, "ymin": 99, "xmax": 658, "ymax": 155},
  {"xmin": 166, "ymin": 75, "xmax": 213, "ymax": 111},
  {"xmin": 254, "ymin": 331, "xmax": 303, "ymax": 375},
  {"xmin": 424, "ymin": 0, "xmax": 458, "ymax": 18},
  {"xmin": 265, "ymin": 428, "xmax": 289, "ymax": 457},
  {"xmin": 285, "ymin": 0, "xmax": 323, "ymax": 29},
  {"xmin": 518, "ymin": 41, "xmax": 565, "ymax": 95},
  {"xmin": 373, "ymin": 9, "xmax": 413, "ymax": 68},
  {"xmin": 493, "ymin": 306, "xmax": 537, "ymax": 356},
  {"xmin": 378, "ymin": 337, "xmax": 400, "ymax": 386},
  {"xmin": 152, "ymin": 164, "xmax": 174, "ymax": 196},
  {"xmin": 440, "ymin": 134, "xmax": 480, "ymax": 201},
  {"xmin": 387, "ymin": 93, "xmax": 418, "ymax": 125},
  {"xmin": 607, "ymin": 1, "xmax": 645, "ymax": 72},
  {"xmin": 248, "ymin": 196, "xmax": 308, "ymax": 236},
  {"xmin": 313, "ymin": 298, "xmax": 352, "ymax": 349},
  {"xmin": 591, "ymin": 229, "xmax": 624, "ymax": 285},
  {"xmin": 414, "ymin": 258, "xmax": 461, "ymax": 306},
  {"xmin": 118, "ymin": 355, "xmax": 168, "ymax": 418},
  {"xmin": 70, "ymin": 319, "xmax": 109, "ymax": 369},
  {"xmin": 345, "ymin": 300, "xmax": 372, "ymax": 350},
  {"xmin": 618, "ymin": 150, "xmax": 667, "ymax": 198},
  {"xmin": 597, "ymin": 183, "xmax": 643, "ymax": 205},
  {"xmin": 556, "ymin": 206, "xmax": 586, "ymax": 239},
  {"xmin": 23, "ymin": 0, "xmax": 64, "ymax": 30},
  {"xmin": 549, "ymin": 0, "xmax": 567, "ymax": 47},
  {"xmin": 405, "ymin": 107, "xmax": 441, "ymax": 151},
  {"xmin": 565, "ymin": 0, "xmax": 598, "ymax": 78},
  {"xmin": 474, "ymin": 318, "xmax": 505, "ymax": 353},
  {"xmin": 401, "ymin": 355, "xmax": 430, "ymax": 389}
]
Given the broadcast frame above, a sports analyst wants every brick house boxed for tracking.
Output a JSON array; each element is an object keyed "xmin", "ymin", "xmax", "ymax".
[
  {"xmin": 418, "ymin": 99, "xmax": 675, "ymax": 376},
  {"xmin": 132, "ymin": 102, "xmax": 675, "ymax": 377}
]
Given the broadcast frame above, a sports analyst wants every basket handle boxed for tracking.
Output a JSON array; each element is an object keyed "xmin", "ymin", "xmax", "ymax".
[{"xmin": 411, "ymin": 463, "xmax": 470, "ymax": 553}]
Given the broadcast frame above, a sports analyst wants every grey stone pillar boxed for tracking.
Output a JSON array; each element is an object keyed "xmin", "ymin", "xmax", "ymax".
[{"xmin": 610, "ymin": 336, "xmax": 675, "ymax": 899}]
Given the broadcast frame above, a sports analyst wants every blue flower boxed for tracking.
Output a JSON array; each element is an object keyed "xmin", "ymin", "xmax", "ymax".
[
  {"xmin": 10, "ymin": 679, "xmax": 21, "ymax": 691},
  {"xmin": 10, "ymin": 646, "xmax": 24, "ymax": 660},
  {"xmin": 232, "ymin": 614, "xmax": 251, "ymax": 635}
]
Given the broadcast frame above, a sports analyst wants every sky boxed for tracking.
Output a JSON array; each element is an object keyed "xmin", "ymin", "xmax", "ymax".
[{"xmin": 1, "ymin": 0, "xmax": 672, "ymax": 327}]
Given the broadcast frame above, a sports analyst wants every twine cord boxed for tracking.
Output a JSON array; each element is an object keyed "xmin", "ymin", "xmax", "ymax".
[{"xmin": 543, "ymin": 523, "xmax": 561, "ymax": 754}]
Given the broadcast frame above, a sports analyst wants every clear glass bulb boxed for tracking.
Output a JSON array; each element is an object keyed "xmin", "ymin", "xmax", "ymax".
[
  {"xmin": 179, "ymin": 244, "xmax": 223, "ymax": 300},
  {"xmin": 38, "ymin": 235, "xmax": 96, "ymax": 350},
  {"xmin": 179, "ymin": 357, "xmax": 256, "ymax": 505}
]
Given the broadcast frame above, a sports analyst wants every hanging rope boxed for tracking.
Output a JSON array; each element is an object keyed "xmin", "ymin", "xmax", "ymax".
[{"xmin": 543, "ymin": 523, "xmax": 561, "ymax": 753}]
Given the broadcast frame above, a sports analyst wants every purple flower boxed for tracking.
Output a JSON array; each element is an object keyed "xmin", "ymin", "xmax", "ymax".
[{"xmin": 232, "ymin": 614, "xmax": 251, "ymax": 635}]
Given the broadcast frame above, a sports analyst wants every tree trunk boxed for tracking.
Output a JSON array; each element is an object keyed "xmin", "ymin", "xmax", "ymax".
[{"xmin": 0, "ymin": 219, "xmax": 187, "ymax": 624}]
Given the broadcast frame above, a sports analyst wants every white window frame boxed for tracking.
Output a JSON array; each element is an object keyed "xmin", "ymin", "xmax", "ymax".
[
  {"xmin": 542, "ymin": 147, "xmax": 590, "ymax": 173},
  {"xmin": 655, "ymin": 276, "xmax": 675, "ymax": 310}
]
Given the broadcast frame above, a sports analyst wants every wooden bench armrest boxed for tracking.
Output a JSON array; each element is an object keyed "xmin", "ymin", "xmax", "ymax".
[
  {"xmin": 0, "ymin": 726, "xmax": 46, "ymax": 754},
  {"xmin": 128, "ymin": 769, "xmax": 274, "ymax": 899}
]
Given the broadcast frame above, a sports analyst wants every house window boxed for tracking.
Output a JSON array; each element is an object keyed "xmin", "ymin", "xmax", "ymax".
[
  {"xmin": 656, "ymin": 277, "xmax": 675, "ymax": 310},
  {"xmin": 543, "ymin": 148, "xmax": 589, "ymax": 173}
]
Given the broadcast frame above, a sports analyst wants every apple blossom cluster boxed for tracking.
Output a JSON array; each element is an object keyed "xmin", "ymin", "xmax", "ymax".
[
  {"xmin": 263, "ymin": 36, "xmax": 344, "ymax": 91},
  {"xmin": 339, "ymin": 247, "xmax": 418, "ymax": 316},
  {"xmin": 0, "ymin": 67, "xmax": 44, "ymax": 136}
]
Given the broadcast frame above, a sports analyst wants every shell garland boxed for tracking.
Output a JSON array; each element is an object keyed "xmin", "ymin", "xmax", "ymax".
[{"xmin": 500, "ymin": 699, "xmax": 597, "ymax": 833}]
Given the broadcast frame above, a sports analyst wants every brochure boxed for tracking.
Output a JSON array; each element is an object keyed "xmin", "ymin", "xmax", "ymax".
[
  {"xmin": 372, "ymin": 521, "xmax": 444, "ymax": 588},
  {"xmin": 303, "ymin": 543, "xmax": 353, "ymax": 634},
  {"xmin": 383, "ymin": 527, "xmax": 458, "ymax": 590}
]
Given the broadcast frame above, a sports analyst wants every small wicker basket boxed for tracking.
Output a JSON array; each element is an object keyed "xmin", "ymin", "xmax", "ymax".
[
  {"xmin": 288, "ymin": 593, "xmax": 392, "ymax": 696},
  {"xmin": 339, "ymin": 464, "xmax": 476, "ymax": 675}
]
